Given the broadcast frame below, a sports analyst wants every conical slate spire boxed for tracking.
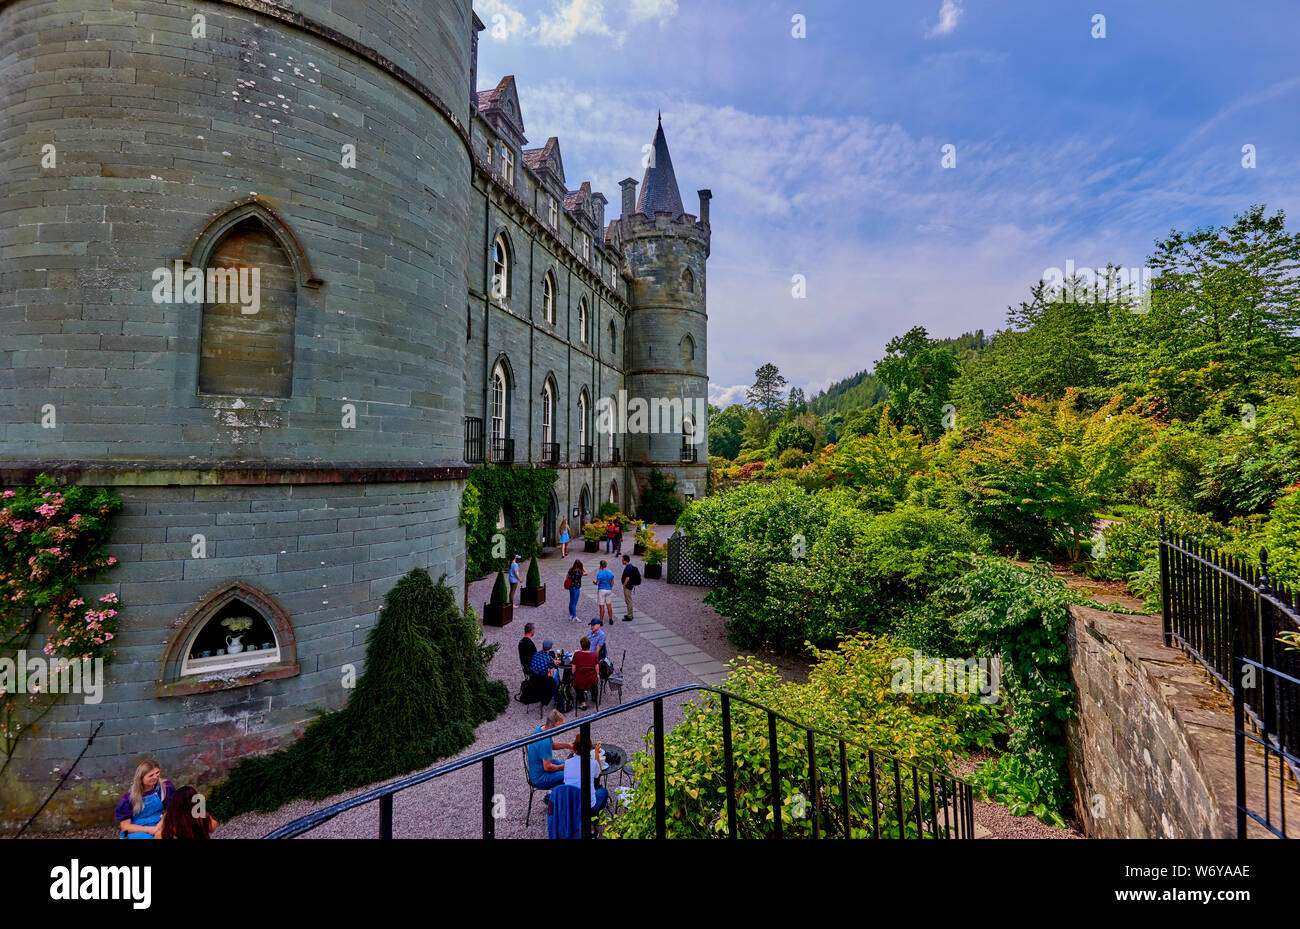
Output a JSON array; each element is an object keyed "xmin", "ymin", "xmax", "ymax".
[{"xmin": 636, "ymin": 117, "xmax": 684, "ymax": 219}]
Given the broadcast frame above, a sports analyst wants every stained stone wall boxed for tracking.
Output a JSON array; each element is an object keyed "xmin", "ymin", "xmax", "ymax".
[{"xmin": 0, "ymin": 0, "xmax": 476, "ymax": 829}]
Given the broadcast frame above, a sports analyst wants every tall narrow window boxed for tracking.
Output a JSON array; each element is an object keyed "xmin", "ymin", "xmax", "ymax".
[
  {"xmin": 681, "ymin": 332, "xmax": 696, "ymax": 361},
  {"xmin": 578, "ymin": 390, "xmax": 588, "ymax": 447},
  {"xmin": 541, "ymin": 380, "xmax": 554, "ymax": 445},
  {"xmin": 581, "ymin": 233, "xmax": 590, "ymax": 261},
  {"xmin": 681, "ymin": 267, "xmax": 694, "ymax": 293},
  {"xmin": 543, "ymin": 272, "xmax": 556, "ymax": 324},
  {"xmin": 492, "ymin": 234, "xmax": 510, "ymax": 302},
  {"xmin": 609, "ymin": 320, "xmax": 617, "ymax": 355},
  {"xmin": 490, "ymin": 363, "xmax": 508, "ymax": 442},
  {"xmin": 549, "ymin": 197, "xmax": 559, "ymax": 228},
  {"xmin": 501, "ymin": 144, "xmax": 515, "ymax": 185},
  {"xmin": 578, "ymin": 299, "xmax": 589, "ymax": 344},
  {"xmin": 607, "ymin": 393, "xmax": 617, "ymax": 458},
  {"xmin": 197, "ymin": 216, "xmax": 297, "ymax": 398}
]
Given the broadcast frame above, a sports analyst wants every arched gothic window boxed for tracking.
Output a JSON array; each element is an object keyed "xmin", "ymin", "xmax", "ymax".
[
  {"xmin": 681, "ymin": 267, "xmax": 694, "ymax": 293},
  {"xmin": 490, "ymin": 361, "xmax": 509, "ymax": 443},
  {"xmin": 492, "ymin": 234, "xmax": 511, "ymax": 302},
  {"xmin": 578, "ymin": 299, "xmax": 589, "ymax": 344},
  {"xmin": 543, "ymin": 271, "xmax": 556, "ymax": 324}
]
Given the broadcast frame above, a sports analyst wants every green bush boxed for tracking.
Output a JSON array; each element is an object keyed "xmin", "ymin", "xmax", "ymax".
[
  {"xmin": 1089, "ymin": 508, "xmax": 1230, "ymax": 609},
  {"xmin": 777, "ymin": 448, "xmax": 806, "ymax": 469},
  {"xmin": 1263, "ymin": 484, "xmax": 1300, "ymax": 588},
  {"xmin": 525, "ymin": 555, "xmax": 541, "ymax": 589},
  {"xmin": 464, "ymin": 468, "xmax": 557, "ymax": 579},
  {"xmin": 943, "ymin": 559, "xmax": 1081, "ymax": 820},
  {"xmin": 637, "ymin": 469, "xmax": 685, "ymax": 524},
  {"xmin": 968, "ymin": 754, "xmax": 1069, "ymax": 828},
  {"xmin": 211, "ymin": 570, "xmax": 508, "ymax": 817},
  {"xmin": 489, "ymin": 568, "xmax": 508, "ymax": 606},
  {"xmin": 606, "ymin": 635, "xmax": 983, "ymax": 839}
]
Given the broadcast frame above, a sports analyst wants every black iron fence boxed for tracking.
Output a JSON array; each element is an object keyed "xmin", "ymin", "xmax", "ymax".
[
  {"xmin": 1159, "ymin": 520, "xmax": 1299, "ymax": 838},
  {"xmin": 464, "ymin": 417, "xmax": 484, "ymax": 463},
  {"xmin": 680, "ymin": 445, "xmax": 698, "ymax": 463},
  {"xmin": 579, "ymin": 444, "xmax": 593, "ymax": 465},
  {"xmin": 540, "ymin": 442, "xmax": 560, "ymax": 466},
  {"xmin": 263, "ymin": 684, "xmax": 974, "ymax": 840},
  {"xmin": 667, "ymin": 531, "xmax": 717, "ymax": 587},
  {"xmin": 490, "ymin": 437, "xmax": 514, "ymax": 465}
]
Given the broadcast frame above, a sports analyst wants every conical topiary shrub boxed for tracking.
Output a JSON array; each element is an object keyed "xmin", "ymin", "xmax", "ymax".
[
  {"xmin": 525, "ymin": 555, "xmax": 541, "ymax": 588},
  {"xmin": 521, "ymin": 554, "xmax": 546, "ymax": 606},
  {"xmin": 210, "ymin": 570, "xmax": 509, "ymax": 818},
  {"xmin": 484, "ymin": 566, "xmax": 513, "ymax": 626}
]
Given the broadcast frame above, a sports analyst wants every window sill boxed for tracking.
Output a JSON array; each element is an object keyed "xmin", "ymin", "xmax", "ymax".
[{"xmin": 155, "ymin": 660, "xmax": 301, "ymax": 698}]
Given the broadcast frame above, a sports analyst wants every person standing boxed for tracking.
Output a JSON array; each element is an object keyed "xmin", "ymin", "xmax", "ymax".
[
  {"xmin": 594, "ymin": 559, "xmax": 615, "ymax": 625},
  {"xmin": 620, "ymin": 554, "xmax": 640, "ymax": 622},
  {"xmin": 604, "ymin": 520, "xmax": 615, "ymax": 554},
  {"xmin": 558, "ymin": 519, "xmax": 570, "ymax": 557},
  {"xmin": 613, "ymin": 520, "xmax": 623, "ymax": 555},
  {"xmin": 507, "ymin": 554, "xmax": 521, "ymax": 606},
  {"xmin": 565, "ymin": 559, "xmax": 587, "ymax": 621}
]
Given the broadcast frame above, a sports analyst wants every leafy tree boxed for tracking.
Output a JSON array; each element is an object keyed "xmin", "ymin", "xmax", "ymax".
[
  {"xmin": 813, "ymin": 412, "xmax": 928, "ymax": 512},
  {"xmin": 954, "ymin": 391, "xmax": 1159, "ymax": 559},
  {"xmin": 1195, "ymin": 390, "xmax": 1300, "ymax": 519},
  {"xmin": 766, "ymin": 421, "xmax": 816, "ymax": 456},
  {"xmin": 707, "ymin": 403, "xmax": 745, "ymax": 460},
  {"xmin": 875, "ymin": 326, "xmax": 962, "ymax": 442},
  {"xmin": 746, "ymin": 362, "xmax": 788, "ymax": 424},
  {"xmin": 1101, "ymin": 205, "xmax": 1300, "ymax": 423},
  {"xmin": 739, "ymin": 408, "xmax": 771, "ymax": 450}
]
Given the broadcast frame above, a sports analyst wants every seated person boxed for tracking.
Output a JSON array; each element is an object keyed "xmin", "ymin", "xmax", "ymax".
[
  {"xmin": 114, "ymin": 760, "xmax": 175, "ymax": 839},
  {"xmin": 587, "ymin": 618, "xmax": 607, "ymax": 661},
  {"xmin": 157, "ymin": 785, "xmax": 220, "ymax": 839},
  {"xmin": 518, "ymin": 622, "xmax": 538, "ymax": 673},
  {"xmin": 562, "ymin": 731, "xmax": 609, "ymax": 812},
  {"xmin": 522, "ymin": 639, "xmax": 560, "ymax": 705},
  {"xmin": 571, "ymin": 636, "xmax": 600, "ymax": 710},
  {"xmin": 527, "ymin": 709, "xmax": 573, "ymax": 790}
]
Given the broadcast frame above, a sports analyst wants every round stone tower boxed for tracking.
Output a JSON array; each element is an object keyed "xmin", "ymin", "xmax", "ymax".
[{"xmin": 616, "ymin": 118, "xmax": 711, "ymax": 507}]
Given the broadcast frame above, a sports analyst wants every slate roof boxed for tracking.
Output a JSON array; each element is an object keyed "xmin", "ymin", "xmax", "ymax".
[{"xmin": 635, "ymin": 116, "xmax": 685, "ymax": 219}]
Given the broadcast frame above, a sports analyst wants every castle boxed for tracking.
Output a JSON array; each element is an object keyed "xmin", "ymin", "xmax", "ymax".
[{"xmin": 0, "ymin": 0, "xmax": 709, "ymax": 828}]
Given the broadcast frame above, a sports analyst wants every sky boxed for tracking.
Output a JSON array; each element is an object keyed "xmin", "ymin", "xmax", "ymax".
[{"xmin": 473, "ymin": 0, "xmax": 1300, "ymax": 406}]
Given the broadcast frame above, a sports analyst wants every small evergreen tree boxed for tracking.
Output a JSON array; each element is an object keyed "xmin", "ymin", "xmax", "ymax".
[
  {"xmin": 489, "ymin": 568, "xmax": 508, "ymax": 605},
  {"xmin": 525, "ymin": 554, "xmax": 541, "ymax": 589},
  {"xmin": 210, "ymin": 570, "xmax": 509, "ymax": 817},
  {"xmin": 639, "ymin": 469, "xmax": 686, "ymax": 524}
]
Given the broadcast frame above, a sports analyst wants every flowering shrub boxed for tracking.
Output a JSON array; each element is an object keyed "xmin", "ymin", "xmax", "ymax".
[{"xmin": 0, "ymin": 477, "xmax": 123, "ymax": 662}]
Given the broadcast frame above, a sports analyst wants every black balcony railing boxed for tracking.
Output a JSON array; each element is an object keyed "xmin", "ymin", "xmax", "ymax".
[
  {"xmin": 490, "ymin": 437, "xmax": 514, "ymax": 465},
  {"xmin": 263, "ymin": 684, "xmax": 976, "ymax": 840},
  {"xmin": 579, "ymin": 444, "xmax": 593, "ymax": 466},
  {"xmin": 464, "ymin": 417, "xmax": 484, "ymax": 464},
  {"xmin": 610, "ymin": 447, "xmax": 621, "ymax": 465},
  {"xmin": 540, "ymin": 442, "xmax": 560, "ymax": 466},
  {"xmin": 680, "ymin": 445, "xmax": 698, "ymax": 464},
  {"xmin": 1159, "ymin": 519, "xmax": 1299, "ymax": 838}
]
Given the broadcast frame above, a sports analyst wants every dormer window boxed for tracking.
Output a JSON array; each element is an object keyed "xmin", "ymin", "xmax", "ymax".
[{"xmin": 548, "ymin": 197, "xmax": 559, "ymax": 228}]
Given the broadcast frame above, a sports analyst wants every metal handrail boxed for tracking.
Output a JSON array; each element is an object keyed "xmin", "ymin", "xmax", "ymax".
[{"xmin": 263, "ymin": 683, "xmax": 975, "ymax": 839}]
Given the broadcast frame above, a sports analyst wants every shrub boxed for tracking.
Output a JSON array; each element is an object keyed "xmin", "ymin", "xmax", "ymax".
[
  {"xmin": 211, "ymin": 570, "xmax": 508, "ymax": 817},
  {"xmin": 606, "ymin": 635, "xmax": 983, "ymax": 839},
  {"xmin": 1263, "ymin": 484, "xmax": 1300, "ymax": 588},
  {"xmin": 1089, "ymin": 508, "xmax": 1230, "ymax": 609},
  {"xmin": 767, "ymin": 421, "xmax": 816, "ymax": 456},
  {"xmin": 737, "ymin": 462, "xmax": 764, "ymax": 481},
  {"xmin": 943, "ymin": 559, "xmax": 1081, "ymax": 820},
  {"xmin": 777, "ymin": 448, "xmax": 806, "ymax": 469},
  {"xmin": 525, "ymin": 555, "xmax": 541, "ymax": 589},
  {"xmin": 489, "ymin": 568, "xmax": 508, "ymax": 606},
  {"xmin": 638, "ymin": 469, "xmax": 685, "ymax": 524},
  {"xmin": 581, "ymin": 519, "xmax": 607, "ymax": 542}
]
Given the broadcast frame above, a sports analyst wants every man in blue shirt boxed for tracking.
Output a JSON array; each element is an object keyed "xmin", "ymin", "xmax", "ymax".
[
  {"xmin": 507, "ymin": 554, "xmax": 521, "ymax": 606},
  {"xmin": 594, "ymin": 560, "xmax": 615, "ymax": 624},
  {"xmin": 527, "ymin": 709, "xmax": 572, "ymax": 789},
  {"xmin": 587, "ymin": 618, "xmax": 607, "ymax": 660}
]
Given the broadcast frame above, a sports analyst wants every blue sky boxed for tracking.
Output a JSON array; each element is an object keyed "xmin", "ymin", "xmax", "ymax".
[{"xmin": 474, "ymin": 0, "xmax": 1300, "ymax": 405}]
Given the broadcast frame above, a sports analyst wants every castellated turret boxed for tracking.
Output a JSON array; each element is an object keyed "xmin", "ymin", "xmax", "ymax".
[{"xmin": 612, "ymin": 117, "xmax": 711, "ymax": 505}]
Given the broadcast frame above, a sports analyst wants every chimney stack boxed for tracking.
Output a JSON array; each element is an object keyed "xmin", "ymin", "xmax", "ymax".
[
  {"xmin": 620, "ymin": 178, "xmax": 638, "ymax": 220},
  {"xmin": 697, "ymin": 189, "xmax": 712, "ymax": 225}
]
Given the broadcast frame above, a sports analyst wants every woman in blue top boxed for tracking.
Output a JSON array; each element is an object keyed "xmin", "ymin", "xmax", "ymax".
[
  {"xmin": 558, "ymin": 520, "xmax": 570, "ymax": 557},
  {"xmin": 114, "ymin": 760, "xmax": 175, "ymax": 839}
]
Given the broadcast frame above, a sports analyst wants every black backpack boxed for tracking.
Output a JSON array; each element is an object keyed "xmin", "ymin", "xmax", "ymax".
[{"xmin": 628, "ymin": 565, "xmax": 642, "ymax": 587}]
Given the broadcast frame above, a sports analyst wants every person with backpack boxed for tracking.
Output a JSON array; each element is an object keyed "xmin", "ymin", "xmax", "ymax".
[
  {"xmin": 564, "ymin": 559, "xmax": 587, "ymax": 621},
  {"xmin": 604, "ymin": 520, "xmax": 616, "ymax": 554},
  {"xmin": 620, "ymin": 554, "xmax": 641, "ymax": 622}
]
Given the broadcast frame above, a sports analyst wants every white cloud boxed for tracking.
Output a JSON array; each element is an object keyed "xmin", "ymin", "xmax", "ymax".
[
  {"xmin": 537, "ymin": 0, "xmax": 615, "ymax": 47},
  {"xmin": 925, "ymin": 0, "xmax": 963, "ymax": 38},
  {"xmin": 709, "ymin": 383, "xmax": 749, "ymax": 407},
  {"xmin": 626, "ymin": 0, "xmax": 678, "ymax": 24},
  {"xmin": 479, "ymin": 0, "xmax": 528, "ymax": 41}
]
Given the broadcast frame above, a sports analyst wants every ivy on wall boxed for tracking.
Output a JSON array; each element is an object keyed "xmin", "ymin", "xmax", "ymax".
[{"xmin": 465, "ymin": 467, "xmax": 558, "ymax": 580}]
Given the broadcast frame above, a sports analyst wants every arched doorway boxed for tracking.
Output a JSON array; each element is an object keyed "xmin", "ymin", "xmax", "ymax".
[
  {"xmin": 543, "ymin": 492, "xmax": 558, "ymax": 548},
  {"xmin": 579, "ymin": 484, "xmax": 591, "ymax": 525}
]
